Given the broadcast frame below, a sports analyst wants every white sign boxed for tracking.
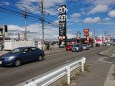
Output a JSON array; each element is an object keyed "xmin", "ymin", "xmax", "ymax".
[
  {"xmin": 59, "ymin": 15, "xmax": 66, "ymax": 21},
  {"xmin": 58, "ymin": 5, "xmax": 66, "ymax": 14}
]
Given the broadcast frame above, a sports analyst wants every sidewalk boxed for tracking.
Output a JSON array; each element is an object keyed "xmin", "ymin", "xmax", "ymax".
[
  {"xmin": 104, "ymin": 64, "xmax": 115, "ymax": 86},
  {"xmin": 69, "ymin": 46, "xmax": 115, "ymax": 86},
  {"xmin": 0, "ymin": 51, "xmax": 8, "ymax": 56},
  {"xmin": 102, "ymin": 46, "xmax": 115, "ymax": 86}
]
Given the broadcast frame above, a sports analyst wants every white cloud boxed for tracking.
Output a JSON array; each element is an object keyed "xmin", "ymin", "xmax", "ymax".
[
  {"xmin": 98, "ymin": 22, "xmax": 115, "ymax": 25},
  {"xmin": 17, "ymin": 0, "xmax": 66, "ymax": 15},
  {"xmin": 27, "ymin": 23, "xmax": 41, "ymax": 33},
  {"xmin": 8, "ymin": 23, "xmax": 59, "ymax": 40},
  {"xmin": 84, "ymin": 0, "xmax": 115, "ymax": 5},
  {"xmin": 103, "ymin": 17, "xmax": 111, "ymax": 21},
  {"xmin": 108, "ymin": 10, "xmax": 115, "ymax": 17},
  {"xmin": 68, "ymin": 13, "xmax": 82, "ymax": 23},
  {"xmin": 44, "ymin": 0, "xmax": 65, "ymax": 8},
  {"xmin": 70, "ymin": 13, "xmax": 81, "ymax": 18},
  {"xmin": 84, "ymin": 17, "xmax": 101, "ymax": 24},
  {"xmin": 89, "ymin": 5, "xmax": 108, "ymax": 14},
  {"xmin": 8, "ymin": 25, "xmax": 23, "ymax": 31},
  {"xmin": 67, "ymin": 34, "xmax": 76, "ymax": 39},
  {"xmin": 3, "ymin": 2, "xmax": 10, "ymax": 5},
  {"xmin": 8, "ymin": 23, "xmax": 76, "ymax": 40}
]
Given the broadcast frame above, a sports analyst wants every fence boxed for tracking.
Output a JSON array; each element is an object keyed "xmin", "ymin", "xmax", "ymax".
[
  {"xmin": 16, "ymin": 57, "xmax": 86, "ymax": 86},
  {"xmin": 4, "ymin": 40, "xmax": 34, "ymax": 50},
  {"xmin": 4, "ymin": 40, "xmax": 45, "ymax": 50}
]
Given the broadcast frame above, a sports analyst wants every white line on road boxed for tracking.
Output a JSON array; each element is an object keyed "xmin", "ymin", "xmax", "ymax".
[{"xmin": 65, "ymin": 60, "xmax": 73, "ymax": 63}]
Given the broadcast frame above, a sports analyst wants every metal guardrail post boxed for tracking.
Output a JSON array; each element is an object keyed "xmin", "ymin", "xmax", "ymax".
[
  {"xmin": 67, "ymin": 66, "xmax": 70, "ymax": 84},
  {"xmin": 81, "ymin": 57, "xmax": 86, "ymax": 72}
]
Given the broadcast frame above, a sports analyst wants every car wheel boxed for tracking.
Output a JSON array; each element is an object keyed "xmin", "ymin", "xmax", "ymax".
[
  {"xmin": 14, "ymin": 59, "xmax": 21, "ymax": 67},
  {"xmin": 38, "ymin": 56, "xmax": 43, "ymax": 61}
]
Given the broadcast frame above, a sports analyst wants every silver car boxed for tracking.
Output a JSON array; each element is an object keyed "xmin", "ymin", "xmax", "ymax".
[
  {"xmin": 83, "ymin": 44, "xmax": 90, "ymax": 50},
  {"xmin": 72, "ymin": 44, "xmax": 83, "ymax": 52}
]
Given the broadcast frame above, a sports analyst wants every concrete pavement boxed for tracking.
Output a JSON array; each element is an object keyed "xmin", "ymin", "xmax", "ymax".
[
  {"xmin": 104, "ymin": 64, "xmax": 115, "ymax": 86},
  {"xmin": 102, "ymin": 46, "xmax": 115, "ymax": 86},
  {"xmin": 69, "ymin": 45, "xmax": 115, "ymax": 86}
]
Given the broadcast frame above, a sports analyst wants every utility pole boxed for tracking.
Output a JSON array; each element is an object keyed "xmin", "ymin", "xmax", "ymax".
[
  {"xmin": 23, "ymin": 11, "xmax": 28, "ymax": 41},
  {"xmin": 39, "ymin": 0, "xmax": 44, "ymax": 50},
  {"xmin": 2, "ymin": 24, "xmax": 5, "ymax": 44},
  {"xmin": 18, "ymin": 3, "xmax": 28, "ymax": 41},
  {"xmin": 18, "ymin": 33, "xmax": 20, "ymax": 41}
]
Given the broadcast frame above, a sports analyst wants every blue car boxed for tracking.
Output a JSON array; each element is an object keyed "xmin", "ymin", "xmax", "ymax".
[{"xmin": 0, "ymin": 47, "xmax": 45, "ymax": 67}]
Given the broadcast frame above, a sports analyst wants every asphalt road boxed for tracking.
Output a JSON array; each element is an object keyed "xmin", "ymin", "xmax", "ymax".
[{"xmin": 0, "ymin": 46, "xmax": 110, "ymax": 86}]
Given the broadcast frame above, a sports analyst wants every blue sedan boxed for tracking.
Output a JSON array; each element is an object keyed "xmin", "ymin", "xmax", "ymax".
[{"xmin": 0, "ymin": 47, "xmax": 45, "ymax": 67}]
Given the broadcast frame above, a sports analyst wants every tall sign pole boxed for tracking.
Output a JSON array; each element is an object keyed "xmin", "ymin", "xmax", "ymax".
[
  {"xmin": 58, "ymin": 5, "xmax": 67, "ymax": 48},
  {"xmin": 83, "ymin": 28, "xmax": 89, "ymax": 44}
]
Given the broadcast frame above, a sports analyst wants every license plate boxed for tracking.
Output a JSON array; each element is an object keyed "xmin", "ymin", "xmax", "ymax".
[{"xmin": 0, "ymin": 61, "xmax": 2, "ymax": 64}]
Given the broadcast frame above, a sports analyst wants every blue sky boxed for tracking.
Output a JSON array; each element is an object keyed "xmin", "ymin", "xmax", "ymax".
[{"xmin": 0, "ymin": 0, "xmax": 115, "ymax": 40}]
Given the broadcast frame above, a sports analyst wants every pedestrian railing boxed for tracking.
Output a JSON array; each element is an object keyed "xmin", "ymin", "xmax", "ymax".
[{"xmin": 16, "ymin": 57, "xmax": 86, "ymax": 86}]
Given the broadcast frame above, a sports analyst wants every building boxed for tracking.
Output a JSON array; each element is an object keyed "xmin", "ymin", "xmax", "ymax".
[{"xmin": 0, "ymin": 25, "xmax": 8, "ymax": 43}]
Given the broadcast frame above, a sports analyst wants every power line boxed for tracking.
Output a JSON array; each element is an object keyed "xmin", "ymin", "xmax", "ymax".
[{"xmin": 0, "ymin": 6, "xmax": 58, "ymax": 26}]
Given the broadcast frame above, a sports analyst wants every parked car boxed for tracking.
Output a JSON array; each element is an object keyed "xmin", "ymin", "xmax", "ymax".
[
  {"xmin": 72, "ymin": 44, "xmax": 83, "ymax": 52},
  {"xmin": 88, "ymin": 44, "xmax": 93, "ymax": 48},
  {"xmin": 83, "ymin": 44, "xmax": 90, "ymax": 50},
  {"xmin": 0, "ymin": 47, "xmax": 45, "ymax": 67},
  {"xmin": 65, "ymin": 45, "xmax": 73, "ymax": 51},
  {"xmin": 96, "ymin": 43, "xmax": 100, "ymax": 47},
  {"xmin": 102, "ymin": 42, "xmax": 106, "ymax": 46}
]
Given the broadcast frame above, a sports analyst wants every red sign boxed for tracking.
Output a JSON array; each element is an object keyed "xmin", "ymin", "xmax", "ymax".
[{"xmin": 83, "ymin": 28, "xmax": 89, "ymax": 36}]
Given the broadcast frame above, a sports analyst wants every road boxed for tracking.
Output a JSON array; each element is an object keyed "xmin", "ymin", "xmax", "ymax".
[{"xmin": 0, "ymin": 46, "xmax": 110, "ymax": 86}]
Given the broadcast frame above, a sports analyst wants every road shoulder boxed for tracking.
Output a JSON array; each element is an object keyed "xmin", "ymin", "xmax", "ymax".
[{"xmin": 104, "ymin": 64, "xmax": 115, "ymax": 86}]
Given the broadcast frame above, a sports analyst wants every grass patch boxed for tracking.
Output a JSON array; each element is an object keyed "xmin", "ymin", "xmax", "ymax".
[
  {"xmin": 84, "ymin": 64, "xmax": 91, "ymax": 72},
  {"xmin": 59, "ymin": 79, "xmax": 68, "ymax": 86}
]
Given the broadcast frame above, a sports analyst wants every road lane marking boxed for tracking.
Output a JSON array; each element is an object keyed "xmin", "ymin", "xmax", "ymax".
[{"xmin": 64, "ymin": 60, "xmax": 73, "ymax": 63}]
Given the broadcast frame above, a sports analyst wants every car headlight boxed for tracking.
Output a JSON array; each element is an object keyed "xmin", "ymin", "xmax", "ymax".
[{"xmin": 7, "ymin": 56, "xmax": 15, "ymax": 61}]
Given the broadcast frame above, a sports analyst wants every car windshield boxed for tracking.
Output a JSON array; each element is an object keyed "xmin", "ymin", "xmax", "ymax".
[
  {"xmin": 73, "ymin": 44, "xmax": 79, "ymax": 47},
  {"xmin": 11, "ymin": 48, "xmax": 21, "ymax": 54}
]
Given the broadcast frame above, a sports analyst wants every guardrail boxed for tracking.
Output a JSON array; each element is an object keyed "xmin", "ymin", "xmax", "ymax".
[{"xmin": 16, "ymin": 57, "xmax": 86, "ymax": 86}]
